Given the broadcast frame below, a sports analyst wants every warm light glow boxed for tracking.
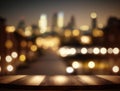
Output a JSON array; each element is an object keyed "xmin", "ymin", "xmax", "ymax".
[
  {"xmin": 36, "ymin": 37, "xmax": 60, "ymax": 50},
  {"xmin": 20, "ymin": 40, "xmax": 27, "ymax": 48},
  {"xmin": 5, "ymin": 40, "xmax": 13, "ymax": 49},
  {"xmin": 25, "ymin": 26, "xmax": 32, "ymax": 37},
  {"xmin": 98, "ymin": 23, "xmax": 104, "ymax": 29},
  {"xmin": 72, "ymin": 29, "xmax": 80, "ymax": 36},
  {"xmin": 59, "ymin": 47, "xmax": 68, "ymax": 57},
  {"xmin": 90, "ymin": 12, "xmax": 97, "ymax": 19},
  {"xmin": 25, "ymin": 76, "xmax": 45, "ymax": 85},
  {"xmin": 7, "ymin": 65, "xmax": 14, "ymax": 72},
  {"xmin": 39, "ymin": 14, "xmax": 47, "ymax": 33},
  {"xmin": 5, "ymin": 55, "xmax": 12, "ymax": 63},
  {"xmin": 78, "ymin": 76, "xmax": 98, "ymax": 85},
  {"xmin": 6, "ymin": 26, "xmax": 15, "ymax": 33},
  {"xmin": 52, "ymin": 76, "xmax": 68, "ymax": 85},
  {"xmin": 100, "ymin": 47, "xmax": 107, "ymax": 54},
  {"xmin": 81, "ymin": 47, "xmax": 87, "ymax": 54},
  {"xmin": 59, "ymin": 47, "xmax": 76, "ymax": 57},
  {"xmin": 93, "ymin": 29, "xmax": 104, "ymax": 37},
  {"xmin": 64, "ymin": 30, "xmax": 72, "ymax": 37},
  {"xmin": 80, "ymin": 36, "xmax": 91, "ymax": 44},
  {"xmin": 88, "ymin": 61, "xmax": 95, "ymax": 69},
  {"xmin": 113, "ymin": 47, "xmax": 119, "ymax": 54},
  {"xmin": 80, "ymin": 25, "xmax": 89, "ymax": 31},
  {"xmin": 57, "ymin": 12, "xmax": 64, "ymax": 28},
  {"xmin": 66, "ymin": 67, "xmax": 74, "ymax": 74},
  {"xmin": 19, "ymin": 54, "xmax": 26, "ymax": 62},
  {"xmin": 0, "ymin": 66, "xmax": 1, "ymax": 72},
  {"xmin": 93, "ymin": 47, "xmax": 100, "ymax": 54},
  {"xmin": 30, "ymin": 45, "xmax": 37, "ymax": 52},
  {"xmin": 35, "ymin": 37, "xmax": 42, "ymax": 47},
  {"xmin": 108, "ymin": 48, "xmax": 113, "ymax": 54},
  {"xmin": 11, "ymin": 52, "xmax": 18, "ymax": 58},
  {"xmin": 112, "ymin": 65, "xmax": 119, "ymax": 73},
  {"xmin": 72, "ymin": 61, "xmax": 81, "ymax": 69},
  {"xmin": 69, "ymin": 48, "xmax": 76, "ymax": 55}
]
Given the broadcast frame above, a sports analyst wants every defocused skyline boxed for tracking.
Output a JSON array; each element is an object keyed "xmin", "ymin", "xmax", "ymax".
[{"xmin": 0, "ymin": 0, "xmax": 120, "ymax": 27}]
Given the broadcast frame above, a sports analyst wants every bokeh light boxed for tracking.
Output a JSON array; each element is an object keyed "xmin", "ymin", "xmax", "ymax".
[
  {"xmin": 66, "ymin": 66, "xmax": 74, "ymax": 74},
  {"xmin": 88, "ymin": 61, "xmax": 95, "ymax": 69},
  {"xmin": 112, "ymin": 65, "xmax": 119, "ymax": 73},
  {"xmin": 72, "ymin": 61, "xmax": 81, "ymax": 69},
  {"xmin": 7, "ymin": 65, "xmax": 14, "ymax": 72},
  {"xmin": 19, "ymin": 54, "xmax": 26, "ymax": 62},
  {"xmin": 5, "ymin": 55, "xmax": 12, "ymax": 63},
  {"xmin": 81, "ymin": 47, "xmax": 87, "ymax": 54},
  {"xmin": 93, "ymin": 47, "xmax": 100, "ymax": 54},
  {"xmin": 11, "ymin": 51, "xmax": 18, "ymax": 58}
]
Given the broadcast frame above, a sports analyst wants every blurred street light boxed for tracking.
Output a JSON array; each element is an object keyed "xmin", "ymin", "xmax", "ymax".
[
  {"xmin": 7, "ymin": 65, "xmax": 14, "ymax": 72},
  {"xmin": 66, "ymin": 66, "xmax": 74, "ymax": 74},
  {"xmin": 88, "ymin": 61, "xmax": 95, "ymax": 69},
  {"xmin": 112, "ymin": 65, "xmax": 119, "ymax": 73}
]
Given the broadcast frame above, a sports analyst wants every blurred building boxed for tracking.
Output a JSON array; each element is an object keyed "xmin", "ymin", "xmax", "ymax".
[
  {"xmin": 51, "ymin": 12, "xmax": 64, "ymax": 34},
  {"xmin": 38, "ymin": 14, "xmax": 47, "ymax": 34},
  {"xmin": 103, "ymin": 17, "xmax": 120, "ymax": 47},
  {"xmin": 0, "ymin": 17, "xmax": 18, "ymax": 75},
  {"xmin": 66, "ymin": 15, "xmax": 76, "ymax": 30},
  {"xmin": 57, "ymin": 12, "xmax": 64, "ymax": 28}
]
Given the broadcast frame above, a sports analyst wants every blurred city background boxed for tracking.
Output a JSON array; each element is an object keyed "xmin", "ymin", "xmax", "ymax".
[{"xmin": 0, "ymin": 0, "xmax": 120, "ymax": 75}]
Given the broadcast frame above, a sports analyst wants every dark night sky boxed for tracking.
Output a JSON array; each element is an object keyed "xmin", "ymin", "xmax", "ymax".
[{"xmin": 0, "ymin": 0, "xmax": 120, "ymax": 27}]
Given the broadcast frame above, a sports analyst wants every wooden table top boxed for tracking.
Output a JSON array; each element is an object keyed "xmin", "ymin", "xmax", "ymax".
[{"xmin": 0, "ymin": 75, "xmax": 120, "ymax": 90}]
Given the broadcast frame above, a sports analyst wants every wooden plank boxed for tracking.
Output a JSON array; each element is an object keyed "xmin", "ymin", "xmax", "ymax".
[
  {"xmin": 0, "ymin": 75, "xmax": 26, "ymax": 84},
  {"xmin": 97, "ymin": 75, "xmax": 120, "ymax": 84},
  {"xmin": 10, "ymin": 75, "xmax": 45, "ymax": 86}
]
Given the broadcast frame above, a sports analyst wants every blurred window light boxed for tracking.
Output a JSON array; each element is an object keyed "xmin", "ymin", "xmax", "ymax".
[
  {"xmin": 11, "ymin": 51, "xmax": 18, "ymax": 58},
  {"xmin": 19, "ymin": 54, "xmax": 26, "ymax": 62},
  {"xmin": 108, "ymin": 48, "xmax": 113, "ymax": 54},
  {"xmin": 88, "ymin": 48, "xmax": 93, "ymax": 54},
  {"xmin": 39, "ymin": 14, "xmax": 47, "ymax": 33},
  {"xmin": 88, "ymin": 61, "xmax": 95, "ymax": 69},
  {"xmin": 7, "ymin": 65, "xmax": 14, "ymax": 72},
  {"xmin": 30, "ymin": 45, "xmax": 37, "ymax": 52},
  {"xmin": 25, "ymin": 26, "xmax": 32, "ymax": 37},
  {"xmin": 72, "ymin": 29, "xmax": 80, "ymax": 36},
  {"xmin": 6, "ymin": 26, "xmax": 15, "ymax": 33},
  {"xmin": 80, "ymin": 25, "xmax": 89, "ymax": 31},
  {"xmin": 81, "ymin": 47, "xmax": 87, "ymax": 54},
  {"xmin": 66, "ymin": 66, "xmax": 74, "ymax": 74},
  {"xmin": 64, "ymin": 30, "xmax": 72, "ymax": 37},
  {"xmin": 112, "ymin": 65, "xmax": 119, "ymax": 73},
  {"xmin": 57, "ymin": 12, "xmax": 64, "ymax": 28},
  {"xmin": 113, "ymin": 47, "xmax": 119, "ymax": 54},
  {"xmin": 80, "ymin": 36, "xmax": 92, "ymax": 44},
  {"xmin": 93, "ymin": 29, "xmax": 104, "ymax": 37},
  {"xmin": 35, "ymin": 37, "xmax": 43, "ymax": 47},
  {"xmin": 100, "ymin": 47, "xmax": 107, "ymax": 54},
  {"xmin": 93, "ymin": 47, "xmax": 100, "ymax": 54},
  {"xmin": 5, "ymin": 55, "xmax": 12, "ymax": 63},
  {"xmin": 72, "ymin": 61, "xmax": 81, "ymax": 69},
  {"xmin": 20, "ymin": 40, "xmax": 27, "ymax": 48},
  {"xmin": 5, "ymin": 40, "xmax": 13, "ymax": 49},
  {"xmin": 90, "ymin": 12, "xmax": 97, "ymax": 19}
]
